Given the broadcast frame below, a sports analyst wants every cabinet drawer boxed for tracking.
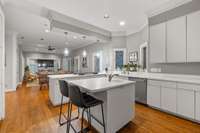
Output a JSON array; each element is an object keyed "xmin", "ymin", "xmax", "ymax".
[
  {"xmin": 148, "ymin": 80, "xmax": 162, "ymax": 86},
  {"xmin": 161, "ymin": 81, "xmax": 176, "ymax": 88},
  {"xmin": 177, "ymin": 83, "xmax": 200, "ymax": 91}
]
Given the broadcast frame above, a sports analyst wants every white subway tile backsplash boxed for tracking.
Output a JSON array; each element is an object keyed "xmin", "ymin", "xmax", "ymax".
[{"xmin": 150, "ymin": 68, "xmax": 162, "ymax": 73}]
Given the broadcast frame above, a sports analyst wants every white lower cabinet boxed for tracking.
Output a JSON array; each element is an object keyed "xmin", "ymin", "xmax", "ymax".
[
  {"xmin": 147, "ymin": 85, "xmax": 161, "ymax": 108},
  {"xmin": 177, "ymin": 89, "xmax": 195, "ymax": 119},
  {"xmin": 161, "ymin": 87, "xmax": 177, "ymax": 113},
  {"xmin": 196, "ymin": 91, "xmax": 200, "ymax": 121},
  {"xmin": 147, "ymin": 80, "xmax": 199, "ymax": 122}
]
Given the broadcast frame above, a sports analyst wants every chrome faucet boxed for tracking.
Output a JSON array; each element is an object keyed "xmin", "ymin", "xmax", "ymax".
[{"xmin": 108, "ymin": 74, "xmax": 119, "ymax": 82}]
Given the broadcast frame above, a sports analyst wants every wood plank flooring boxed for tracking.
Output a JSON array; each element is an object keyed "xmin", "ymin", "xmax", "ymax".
[{"xmin": 0, "ymin": 83, "xmax": 200, "ymax": 133}]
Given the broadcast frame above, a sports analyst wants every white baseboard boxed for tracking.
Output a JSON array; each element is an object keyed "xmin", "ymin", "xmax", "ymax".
[{"xmin": 5, "ymin": 89, "xmax": 16, "ymax": 93}]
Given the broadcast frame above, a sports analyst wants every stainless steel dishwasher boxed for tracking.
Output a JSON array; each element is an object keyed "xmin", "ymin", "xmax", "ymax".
[{"xmin": 128, "ymin": 77, "xmax": 147, "ymax": 105}]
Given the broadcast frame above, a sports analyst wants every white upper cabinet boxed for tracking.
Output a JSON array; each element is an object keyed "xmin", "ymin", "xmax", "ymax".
[
  {"xmin": 150, "ymin": 23, "xmax": 166, "ymax": 63},
  {"xmin": 187, "ymin": 11, "xmax": 200, "ymax": 62},
  {"xmin": 166, "ymin": 16, "xmax": 186, "ymax": 63}
]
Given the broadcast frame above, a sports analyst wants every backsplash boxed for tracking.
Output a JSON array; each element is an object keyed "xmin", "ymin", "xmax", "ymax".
[{"xmin": 149, "ymin": 63, "xmax": 200, "ymax": 75}]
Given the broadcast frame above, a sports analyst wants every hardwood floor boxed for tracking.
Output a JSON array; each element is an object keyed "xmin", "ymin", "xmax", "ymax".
[{"xmin": 0, "ymin": 84, "xmax": 200, "ymax": 133}]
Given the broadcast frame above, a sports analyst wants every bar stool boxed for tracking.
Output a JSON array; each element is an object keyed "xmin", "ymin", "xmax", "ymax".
[
  {"xmin": 58, "ymin": 80, "xmax": 79, "ymax": 126},
  {"xmin": 67, "ymin": 83, "xmax": 106, "ymax": 133}
]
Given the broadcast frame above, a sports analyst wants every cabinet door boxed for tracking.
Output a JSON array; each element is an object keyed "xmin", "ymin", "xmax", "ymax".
[
  {"xmin": 196, "ymin": 91, "xmax": 200, "ymax": 121},
  {"xmin": 161, "ymin": 87, "xmax": 177, "ymax": 113},
  {"xmin": 177, "ymin": 89, "xmax": 195, "ymax": 119},
  {"xmin": 167, "ymin": 16, "xmax": 186, "ymax": 63},
  {"xmin": 187, "ymin": 11, "xmax": 200, "ymax": 62},
  {"xmin": 150, "ymin": 23, "xmax": 166, "ymax": 63},
  {"xmin": 147, "ymin": 85, "xmax": 161, "ymax": 108}
]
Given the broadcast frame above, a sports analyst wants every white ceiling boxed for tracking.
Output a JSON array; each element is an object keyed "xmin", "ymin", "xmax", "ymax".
[
  {"xmin": 5, "ymin": 5, "xmax": 100, "ymax": 53},
  {"xmin": 9, "ymin": 0, "xmax": 191, "ymax": 34},
  {"xmin": 4, "ymin": 0, "xmax": 191, "ymax": 53}
]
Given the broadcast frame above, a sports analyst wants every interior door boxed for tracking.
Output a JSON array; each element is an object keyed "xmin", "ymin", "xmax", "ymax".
[{"xmin": 94, "ymin": 56, "xmax": 100, "ymax": 73}]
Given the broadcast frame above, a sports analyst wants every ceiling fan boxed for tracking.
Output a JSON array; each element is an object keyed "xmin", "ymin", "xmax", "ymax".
[{"xmin": 48, "ymin": 45, "xmax": 56, "ymax": 51}]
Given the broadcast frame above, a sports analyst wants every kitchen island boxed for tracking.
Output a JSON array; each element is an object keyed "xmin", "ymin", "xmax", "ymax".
[
  {"xmin": 69, "ymin": 77, "xmax": 135, "ymax": 133},
  {"xmin": 48, "ymin": 73, "xmax": 105, "ymax": 106}
]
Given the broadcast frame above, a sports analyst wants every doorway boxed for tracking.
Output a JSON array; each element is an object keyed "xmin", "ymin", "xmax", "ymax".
[
  {"xmin": 92, "ymin": 52, "xmax": 102, "ymax": 73},
  {"xmin": 74, "ymin": 56, "xmax": 80, "ymax": 73},
  {"xmin": 139, "ymin": 42, "xmax": 148, "ymax": 71}
]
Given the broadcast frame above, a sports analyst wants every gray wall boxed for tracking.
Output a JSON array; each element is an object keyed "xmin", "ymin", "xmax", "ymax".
[
  {"xmin": 5, "ymin": 32, "xmax": 18, "ymax": 90},
  {"xmin": 149, "ymin": 0, "xmax": 200, "ymax": 26},
  {"xmin": 148, "ymin": 0, "xmax": 200, "ymax": 75},
  {"xmin": 126, "ymin": 26, "xmax": 148, "ymax": 62},
  {"xmin": 70, "ymin": 36, "xmax": 127, "ymax": 73}
]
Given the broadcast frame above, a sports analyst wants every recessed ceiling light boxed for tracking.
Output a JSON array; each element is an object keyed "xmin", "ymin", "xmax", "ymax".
[
  {"xmin": 64, "ymin": 48, "xmax": 69, "ymax": 56},
  {"xmin": 73, "ymin": 36, "xmax": 77, "ymax": 39},
  {"xmin": 104, "ymin": 14, "xmax": 110, "ymax": 19},
  {"xmin": 45, "ymin": 29, "xmax": 50, "ymax": 33},
  {"xmin": 120, "ymin": 21, "xmax": 126, "ymax": 26}
]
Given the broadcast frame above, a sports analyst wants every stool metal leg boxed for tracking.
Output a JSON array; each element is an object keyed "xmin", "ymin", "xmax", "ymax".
[
  {"xmin": 59, "ymin": 96, "xmax": 71, "ymax": 126},
  {"xmin": 81, "ymin": 108, "xmax": 85, "ymax": 132},
  {"xmin": 59, "ymin": 95, "xmax": 64, "ymax": 125},
  {"xmin": 87, "ymin": 108, "xmax": 91, "ymax": 129},
  {"xmin": 66, "ymin": 102, "xmax": 72, "ymax": 133},
  {"xmin": 101, "ymin": 103, "xmax": 106, "ymax": 133}
]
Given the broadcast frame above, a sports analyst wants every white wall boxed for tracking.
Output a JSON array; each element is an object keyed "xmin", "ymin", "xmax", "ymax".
[
  {"xmin": 5, "ymin": 31, "xmax": 18, "ymax": 91},
  {"xmin": 70, "ymin": 36, "xmax": 127, "ymax": 72},
  {"xmin": 0, "ymin": 1, "xmax": 5, "ymax": 120}
]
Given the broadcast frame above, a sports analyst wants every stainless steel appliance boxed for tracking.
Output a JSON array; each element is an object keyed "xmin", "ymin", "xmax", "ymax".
[{"xmin": 128, "ymin": 77, "xmax": 147, "ymax": 105}]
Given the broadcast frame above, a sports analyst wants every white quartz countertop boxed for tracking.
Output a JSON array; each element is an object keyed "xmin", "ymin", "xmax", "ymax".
[
  {"xmin": 48, "ymin": 73, "xmax": 105, "ymax": 79},
  {"xmin": 119, "ymin": 72, "xmax": 200, "ymax": 84},
  {"xmin": 68, "ymin": 77, "xmax": 135, "ymax": 93}
]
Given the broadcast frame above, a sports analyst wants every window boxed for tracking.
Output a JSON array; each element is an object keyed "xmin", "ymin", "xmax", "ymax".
[{"xmin": 113, "ymin": 49, "xmax": 126, "ymax": 70}]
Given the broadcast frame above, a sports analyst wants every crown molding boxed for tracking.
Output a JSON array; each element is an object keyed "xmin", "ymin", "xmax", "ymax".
[
  {"xmin": 126, "ymin": 22, "xmax": 148, "ymax": 36},
  {"xmin": 111, "ymin": 31, "xmax": 127, "ymax": 37},
  {"xmin": 146, "ymin": 0, "xmax": 192, "ymax": 18}
]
